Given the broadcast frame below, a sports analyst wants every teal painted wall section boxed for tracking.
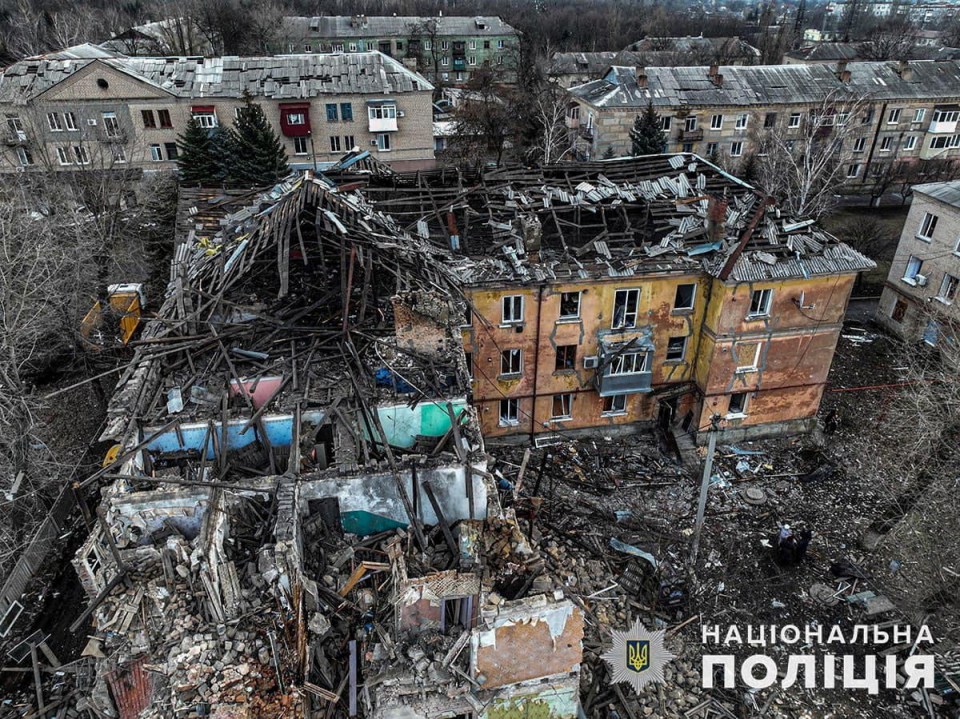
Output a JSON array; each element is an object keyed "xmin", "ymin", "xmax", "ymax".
[
  {"xmin": 371, "ymin": 399, "xmax": 468, "ymax": 449},
  {"xmin": 340, "ymin": 510, "xmax": 406, "ymax": 536}
]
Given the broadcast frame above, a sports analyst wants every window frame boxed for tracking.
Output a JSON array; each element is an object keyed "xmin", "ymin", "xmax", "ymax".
[
  {"xmin": 913, "ymin": 108, "xmax": 926, "ymax": 123},
  {"xmin": 102, "ymin": 111, "xmax": 121, "ymax": 138},
  {"xmin": 612, "ymin": 288, "xmax": 640, "ymax": 329},
  {"xmin": 917, "ymin": 212, "xmax": 938, "ymax": 241},
  {"xmin": 730, "ymin": 141, "xmax": 743, "ymax": 157},
  {"xmin": 674, "ymin": 283, "xmax": 696, "ymax": 311},
  {"xmin": 879, "ymin": 136, "xmax": 894, "ymax": 152},
  {"xmin": 734, "ymin": 342, "xmax": 762, "ymax": 373},
  {"xmin": 728, "ymin": 392, "xmax": 748, "ymax": 417},
  {"xmin": 846, "ymin": 163, "xmax": 860, "ymax": 178},
  {"xmin": 788, "ymin": 112, "xmax": 802, "ymax": 128},
  {"xmin": 15, "ymin": 146, "xmax": 32, "ymax": 166},
  {"xmin": 902, "ymin": 255, "xmax": 923, "ymax": 284},
  {"xmin": 551, "ymin": 393, "xmax": 573, "ymax": 420},
  {"xmin": 608, "ymin": 351, "xmax": 650, "ymax": 375},
  {"xmin": 558, "ymin": 291, "xmax": 581, "ymax": 320},
  {"xmin": 937, "ymin": 273, "xmax": 958, "ymax": 304},
  {"xmin": 325, "ymin": 104, "xmax": 338, "ymax": 122},
  {"xmin": 748, "ymin": 288, "xmax": 773, "ymax": 318},
  {"xmin": 904, "ymin": 135, "xmax": 917, "ymax": 151},
  {"xmin": 601, "ymin": 394, "xmax": 627, "ymax": 416},
  {"xmin": 735, "ymin": 113, "xmax": 748, "ymax": 130},
  {"xmin": 340, "ymin": 102, "xmax": 353, "ymax": 121},
  {"xmin": 502, "ymin": 295, "xmax": 524, "ymax": 324},
  {"xmin": 887, "ymin": 108, "xmax": 902, "ymax": 124},
  {"xmin": 665, "ymin": 336, "xmax": 687, "ymax": 362},
  {"xmin": 149, "ymin": 144, "xmax": 163, "ymax": 162},
  {"xmin": 375, "ymin": 133, "xmax": 391, "ymax": 151},
  {"xmin": 710, "ymin": 114, "xmax": 723, "ymax": 130},
  {"xmin": 500, "ymin": 348, "xmax": 522, "ymax": 376},
  {"xmin": 499, "ymin": 398, "xmax": 520, "ymax": 426},
  {"xmin": 47, "ymin": 112, "xmax": 63, "ymax": 132},
  {"xmin": 329, "ymin": 135, "xmax": 342, "ymax": 153},
  {"xmin": 853, "ymin": 137, "xmax": 866, "ymax": 153},
  {"xmin": 193, "ymin": 112, "xmax": 217, "ymax": 129},
  {"xmin": 64, "ymin": 112, "xmax": 78, "ymax": 131},
  {"xmin": 293, "ymin": 136, "xmax": 308, "ymax": 155},
  {"xmin": 555, "ymin": 345, "xmax": 577, "ymax": 372}
]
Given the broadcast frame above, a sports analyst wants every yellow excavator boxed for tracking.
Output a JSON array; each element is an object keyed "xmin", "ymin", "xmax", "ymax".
[{"xmin": 80, "ymin": 283, "xmax": 145, "ymax": 350}]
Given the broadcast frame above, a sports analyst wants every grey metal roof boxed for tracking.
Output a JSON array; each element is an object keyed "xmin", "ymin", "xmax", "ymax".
[
  {"xmin": 550, "ymin": 52, "xmax": 619, "ymax": 76},
  {"xmin": 570, "ymin": 60, "xmax": 960, "ymax": 109},
  {"xmin": 624, "ymin": 35, "xmax": 760, "ymax": 58},
  {"xmin": 280, "ymin": 15, "xmax": 517, "ymax": 39},
  {"xmin": 912, "ymin": 180, "xmax": 960, "ymax": 209},
  {"xmin": 0, "ymin": 51, "xmax": 432, "ymax": 103}
]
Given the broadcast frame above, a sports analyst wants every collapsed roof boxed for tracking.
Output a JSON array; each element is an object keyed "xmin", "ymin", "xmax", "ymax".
[{"xmin": 359, "ymin": 154, "xmax": 875, "ymax": 285}]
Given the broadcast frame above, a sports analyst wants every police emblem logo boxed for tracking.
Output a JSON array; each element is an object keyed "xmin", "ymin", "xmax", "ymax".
[
  {"xmin": 626, "ymin": 639, "xmax": 650, "ymax": 673},
  {"xmin": 603, "ymin": 618, "xmax": 676, "ymax": 692}
]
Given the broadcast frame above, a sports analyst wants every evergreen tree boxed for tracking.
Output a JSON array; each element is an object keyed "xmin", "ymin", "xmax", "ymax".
[
  {"xmin": 224, "ymin": 94, "xmax": 289, "ymax": 188},
  {"xmin": 176, "ymin": 117, "xmax": 224, "ymax": 187},
  {"xmin": 629, "ymin": 101, "xmax": 667, "ymax": 157}
]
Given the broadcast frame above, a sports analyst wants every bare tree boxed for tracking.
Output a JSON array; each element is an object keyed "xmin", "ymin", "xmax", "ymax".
[
  {"xmin": 752, "ymin": 91, "xmax": 872, "ymax": 220},
  {"xmin": 526, "ymin": 82, "xmax": 573, "ymax": 164},
  {"xmin": 857, "ymin": 17, "xmax": 917, "ymax": 60},
  {"xmin": 860, "ymin": 313, "xmax": 960, "ymax": 637}
]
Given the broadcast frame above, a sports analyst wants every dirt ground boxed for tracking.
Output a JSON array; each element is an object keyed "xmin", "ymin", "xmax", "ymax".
[{"xmin": 490, "ymin": 310, "xmax": 950, "ymax": 718}]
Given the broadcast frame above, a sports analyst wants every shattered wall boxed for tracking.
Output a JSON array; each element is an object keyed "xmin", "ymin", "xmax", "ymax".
[
  {"xmin": 300, "ymin": 461, "xmax": 488, "ymax": 536},
  {"xmin": 396, "ymin": 570, "xmax": 481, "ymax": 632},
  {"xmin": 471, "ymin": 594, "xmax": 583, "ymax": 690},
  {"xmin": 392, "ymin": 291, "xmax": 453, "ymax": 357}
]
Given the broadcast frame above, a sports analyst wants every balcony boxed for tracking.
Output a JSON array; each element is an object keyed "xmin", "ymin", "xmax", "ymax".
[
  {"xmin": 453, "ymin": 57, "xmax": 466, "ymax": 71},
  {"xmin": 594, "ymin": 341, "xmax": 653, "ymax": 397},
  {"xmin": 3, "ymin": 131, "xmax": 27, "ymax": 145},
  {"xmin": 679, "ymin": 128, "xmax": 703, "ymax": 142},
  {"xmin": 565, "ymin": 114, "xmax": 580, "ymax": 129},
  {"xmin": 578, "ymin": 125, "xmax": 594, "ymax": 141}
]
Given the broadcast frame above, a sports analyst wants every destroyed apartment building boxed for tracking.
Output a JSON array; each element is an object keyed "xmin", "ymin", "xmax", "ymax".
[
  {"xmin": 359, "ymin": 154, "xmax": 876, "ymax": 443},
  {"xmin": 67, "ymin": 172, "xmax": 583, "ymax": 718}
]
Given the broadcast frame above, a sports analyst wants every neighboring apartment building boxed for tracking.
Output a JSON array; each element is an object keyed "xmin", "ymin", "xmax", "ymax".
[
  {"xmin": 877, "ymin": 180, "xmax": 960, "ymax": 347},
  {"xmin": 0, "ymin": 45, "xmax": 435, "ymax": 173},
  {"xmin": 362, "ymin": 155, "xmax": 875, "ymax": 444},
  {"xmin": 566, "ymin": 60, "xmax": 960, "ymax": 192},
  {"xmin": 273, "ymin": 15, "xmax": 519, "ymax": 85},
  {"xmin": 784, "ymin": 42, "xmax": 960, "ymax": 65}
]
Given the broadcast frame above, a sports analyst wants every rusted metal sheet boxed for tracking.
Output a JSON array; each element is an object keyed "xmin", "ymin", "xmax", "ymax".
[{"xmin": 106, "ymin": 656, "xmax": 154, "ymax": 719}]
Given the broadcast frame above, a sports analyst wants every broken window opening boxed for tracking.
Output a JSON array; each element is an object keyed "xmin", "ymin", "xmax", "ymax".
[
  {"xmin": 499, "ymin": 398, "xmax": 519, "ymax": 426},
  {"xmin": 609, "ymin": 351, "xmax": 649, "ymax": 375},
  {"xmin": 728, "ymin": 392, "xmax": 748, "ymax": 416},
  {"xmin": 602, "ymin": 394, "xmax": 626, "ymax": 415},
  {"xmin": 748, "ymin": 288, "xmax": 772, "ymax": 317},
  {"xmin": 555, "ymin": 345, "xmax": 576, "ymax": 371},
  {"xmin": 666, "ymin": 336, "xmax": 687, "ymax": 362},
  {"xmin": 559, "ymin": 291, "xmax": 581, "ymax": 319},
  {"xmin": 551, "ymin": 393, "xmax": 573, "ymax": 419},
  {"xmin": 735, "ymin": 342, "xmax": 762, "ymax": 373},
  {"xmin": 612, "ymin": 288, "xmax": 640, "ymax": 329},
  {"xmin": 891, "ymin": 298, "xmax": 908, "ymax": 322},
  {"xmin": 500, "ymin": 349, "xmax": 522, "ymax": 375},
  {"xmin": 674, "ymin": 283, "xmax": 696, "ymax": 311}
]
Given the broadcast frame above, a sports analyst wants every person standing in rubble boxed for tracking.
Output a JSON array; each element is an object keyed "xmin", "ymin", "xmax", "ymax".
[
  {"xmin": 776, "ymin": 525, "xmax": 796, "ymax": 565},
  {"xmin": 795, "ymin": 528, "xmax": 813, "ymax": 562}
]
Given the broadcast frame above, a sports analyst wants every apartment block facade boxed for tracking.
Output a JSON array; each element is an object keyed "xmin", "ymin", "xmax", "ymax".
[
  {"xmin": 567, "ymin": 61, "xmax": 960, "ymax": 192},
  {"xmin": 364, "ymin": 155, "xmax": 876, "ymax": 444},
  {"xmin": 0, "ymin": 46, "xmax": 436, "ymax": 174},
  {"xmin": 877, "ymin": 181, "xmax": 960, "ymax": 347},
  {"xmin": 274, "ymin": 15, "xmax": 519, "ymax": 85}
]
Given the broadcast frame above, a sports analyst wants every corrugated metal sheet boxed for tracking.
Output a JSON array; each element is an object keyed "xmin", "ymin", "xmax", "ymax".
[
  {"xmin": 913, "ymin": 180, "xmax": 960, "ymax": 209},
  {"xmin": 106, "ymin": 656, "xmax": 155, "ymax": 719},
  {"xmin": 571, "ymin": 60, "xmax": 960, "ymax": 109}
]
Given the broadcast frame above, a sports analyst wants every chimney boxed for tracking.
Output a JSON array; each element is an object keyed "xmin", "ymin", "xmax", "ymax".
[
  {"xmin": 520, "ymin": 214, "xmax": 542, "ymax": 263},
  {"xmin": 635, "ymin": 65, "xmax": 648, "ymax": 88},
  {"xmin": 897, "ymin": 59, "xmax": 913, "ymax": 80},
  {"xmin": 835, "ymin": 60, "xmax": 851, "ymax": 82},
  {"xmin": 708, "ymin": 64, "xmax": 722, "ymax": 87},
  {"xmin": 707, "ymin": 195, "xmax": 728, "ymax": 242}
]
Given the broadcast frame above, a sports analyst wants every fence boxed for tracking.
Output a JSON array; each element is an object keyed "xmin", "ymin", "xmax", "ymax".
[{"xmin": 0, "ymin": 470, "xmax": 83, "ymax": 637}]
